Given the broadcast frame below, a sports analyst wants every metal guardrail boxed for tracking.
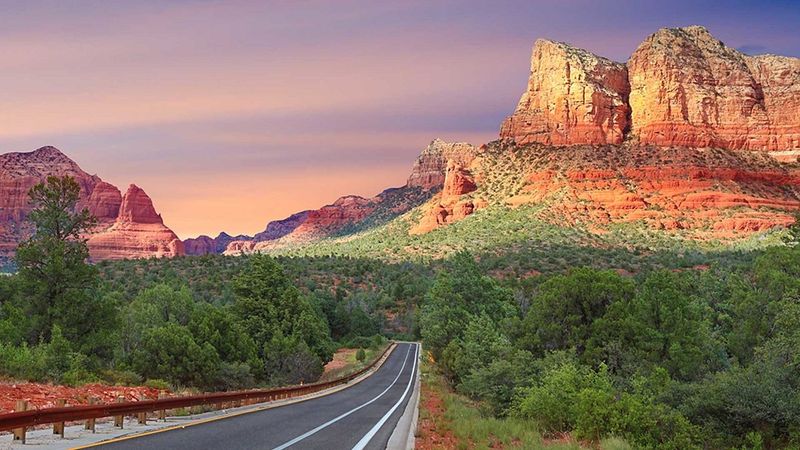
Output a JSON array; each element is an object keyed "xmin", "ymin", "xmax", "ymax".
[{"xmin": 0, "ymin": 343, "xmax": 394, "ymax": 437}]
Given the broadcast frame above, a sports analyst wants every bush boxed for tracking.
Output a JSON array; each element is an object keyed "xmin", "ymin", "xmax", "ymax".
[
  {"xmin": 262, "ymin": 332, "xmax": 324, "ymax": 386},
  {"xmin": 144, "ymin": 379, "xmax": 171, "ymax": 390},
  {"xmin": 209, "ymin": 362, "xmax": 256, "ymax": 391},
  {"xmin": 99, "ymin": 369, "xmax": 143, "ymax": 386},
  {"xmin": 61, "ymin": 356, "xmax": 99, "ymax": 387},
  {"xmin": 0, "ymin": 342, "xmax": 47, "ymax": 381},
  {"xmin": 356, "ymin": 348, "xmax": 366, "ymax": 362},
  {"xmin": 346, "ymin": 336, "xmax": 374, "ymax": 349},
  {"xmin": 513, "ymin": 359, "xmax": 699, "ymax": 448}
]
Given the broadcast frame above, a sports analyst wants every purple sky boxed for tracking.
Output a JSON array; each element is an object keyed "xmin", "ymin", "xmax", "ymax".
[{"xmin": 1, "ymin": 0, "xmax": 798, "ymax": 238}]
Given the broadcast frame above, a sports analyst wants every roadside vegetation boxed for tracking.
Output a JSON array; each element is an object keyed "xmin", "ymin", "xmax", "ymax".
[
  {"xmin": 0, "ymin": 177, "xmax": 388, "ymax": 392},
  {"xmin": 3, "ymin": 176, "xmax": 800, "ymax": 448},
  {"xmin": 418, "ymin": 248, "xmax": 800, "ymax": 449},
  {"xmin": 318, "ymin": 336, "xmax": 389, "ymax": 382}
]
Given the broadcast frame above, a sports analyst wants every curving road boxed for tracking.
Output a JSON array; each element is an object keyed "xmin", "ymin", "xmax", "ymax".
[{"xmin": 92, "ymin": 342, "xmax": 420, "ymax": 450}]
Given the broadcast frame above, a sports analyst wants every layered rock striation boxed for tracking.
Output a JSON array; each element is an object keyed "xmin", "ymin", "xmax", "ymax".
[
  {"xmin": 500, "ymin": 39, "xmax": 631, "ymax": 146},
  {"xmin": 87, "ymin": 185, "xmax": 184, "ymax": 260},
  {"xmin": 406, "ymin": 139, "xmax": 477, "ymax": 189},
  {"xmin": 628, "ymin": 26, "xmax": 800, "ymax": 153},
  {"xmin": 501, "ymin": 26, "xmax": 800, "ymax": 157},
  {"xmin": 0, "ymin": 147, "xmax": 183, "ymax": 262}
]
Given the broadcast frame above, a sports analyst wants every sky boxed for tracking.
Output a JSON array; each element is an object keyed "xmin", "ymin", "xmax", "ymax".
[{"xmin": 1, "ymin": 0, "xmax": 798, "ymax": 239}]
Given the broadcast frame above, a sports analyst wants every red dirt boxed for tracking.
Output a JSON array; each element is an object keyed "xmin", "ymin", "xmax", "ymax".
[
  {"xmin": 322, "ymin": 348, "xmax": 358, "ymax": 374},
  {"xmin": 415, "ymin": 377, "xmax": 459, "ymax": 450},
  {"xmin": 0, "ymin": 382, "xmax": 164, "ymax": 414}
]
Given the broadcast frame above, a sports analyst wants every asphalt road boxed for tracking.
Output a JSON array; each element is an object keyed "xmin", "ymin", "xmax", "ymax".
[{"xmin": 94, "ymin": 342, "xmax": 420, "ymax": 450}]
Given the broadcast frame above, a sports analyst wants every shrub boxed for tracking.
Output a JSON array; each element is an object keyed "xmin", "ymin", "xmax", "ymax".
[
  {"xmin": 347, "ymin": 336, "xmax": 374, "ymax": 349},
  {"xmin": 99, "ymin": 369, "xmax": 143, "ymax": 386},
  {"xmin": 355, "ymin": 348, "xmax": 366, "ymax": 362},
  {"xmin": 0, "ymin": 343, "xmax": 47, "ymax": 381},
  {"xmin": 144, "ymin": 379, "xmax": 171, "ymax": 390},
  {"xmin": 61, "ymin": 356, "xmax": 99, "ymax": 387}
]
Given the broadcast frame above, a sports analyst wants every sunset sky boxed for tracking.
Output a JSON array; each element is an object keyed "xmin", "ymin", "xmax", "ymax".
[{"xmin": 2, "ymin": 0, "xmax": 799, "ymax": 238}]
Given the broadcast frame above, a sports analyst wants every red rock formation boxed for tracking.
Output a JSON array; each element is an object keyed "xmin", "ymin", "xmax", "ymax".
[
  {"xmin": 184, "ymin": 232, "xmax": 250, "ymax": 256},
  {"xmin": 500, "ymin": 39, "xmax": 630, "ymax": 146},
  {"xmin": 496, "ymin": 143, "xmax": 800, "ymax": 236},
  {"xmin": 441, "ymin": 161, "xmax": 477, "ymax": 201},
  {"xmin": 411, "ymin": 160, "xmax": 483, "ymax": 234},
  {"xmin": 84, "ymin": 182, "xmax": 122, "ymax": 222},
  {"xmin": 628, "ymin": 26, "xmax": 800, "ymax": 153},
  {"xmin": 406, "ymin": 139, "xmax": 477, "ymax": 190},
  {"xmin": 498, "ymin": 27, "xmax": 799, "ymax": 157},
  {"xmin": 0, "ymin": 146, "xmax": 183, "ymax": 262},
  {"xmin": 87, "ymin": 185, "xmax": 184, "ymax": 261}
]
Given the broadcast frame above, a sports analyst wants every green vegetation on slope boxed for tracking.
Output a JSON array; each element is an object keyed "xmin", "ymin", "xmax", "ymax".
[
  {"xmin": 419, "ymin": 247, "xmax": 800, "ymax": 448},
  {"xmin": 3, "ymin": 175, "xmax": 800, "ymax": 449},
  {"xmin": 0, "ymin": 177, "xmax": 387, "ymax": 391}
]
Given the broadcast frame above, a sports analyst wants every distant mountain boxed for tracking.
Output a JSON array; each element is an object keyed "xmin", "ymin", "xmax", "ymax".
[
  {"xmin": 194, "ymin": 26, "xmax": 799, "ymax": 258},
  {"xmin": 0, "ymin": 146, "xmax": 183, "ymax": 264}
]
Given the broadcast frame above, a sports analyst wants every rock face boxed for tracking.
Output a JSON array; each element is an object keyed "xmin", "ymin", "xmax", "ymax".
[
  {"xmin": 184, "ymin": 232, "xmax": 249, "ymax": 256},
  {"xmin": 411, "ymin": 160, "xmax": 484, "ymax": 234},
  {"xmin": 509, "ymin": 144, "xmax": 800, "ymax": 235},
  {"xmin": 500, "ymin": 27, "xmax": 800, "ymax": 156},
  {"xmin": 0, "ymin": 146, "xmax": 183, "ymax": 263},
  {"xmin": 85, "ymin": 182, "xmax": 122, "ymax": 221},
  {"xmin": 87, "ymin": 185, "xmax": 184, "ymax": 261},
  {"xmin": 499, "ymin": 39, "xmax": 630, "ymax": 146},
  {"xmin": 406, "ymin": 139, "xmax": 477, "ymax": 189},
  {"xmin": 222, "ymin": 184, "xmax": 433, "ymax": 254},
  {"xmin": 628, "ymin": 26, "xmax": 800, "ymax": 153}
]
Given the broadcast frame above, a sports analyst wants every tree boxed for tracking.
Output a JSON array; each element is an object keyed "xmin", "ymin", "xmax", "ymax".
[
  {"xmin": 588, "ymin": 270, "xmax": 722, "ymax": 380},
  {"xmin": 131, "ymin": 323, "xmax": 220, "ymax": 388},
  {"xmin": 520, "ymin": 268, "xmax": 634, "ymax": 358},
  {"xmin": 262, "ymin": 332, "xmax": 324, "ymax": 386},
  {"xmin": 419, "ymin": 251, "xmax": 515, "ymax": 360},
  {"xmin": 233, "ymin": 255, "xmax": 334, "ymax": 374},
  {"xmin": 15, "ymin": 176, "xmax": 114, "ymax": 353}
]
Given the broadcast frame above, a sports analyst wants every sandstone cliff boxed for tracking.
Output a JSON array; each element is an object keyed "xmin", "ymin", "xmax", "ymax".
[
  {"xmin": 499, "ymin": 39, "xmax": 630, "ymax": 146},
  {"xmin": 406, "ymin": 139, "xmax": 477, "ymax": 189},
  {"xmin": 184, "ymin": 232, "xmax": 250, "ymax": 256},
  {"xmin": 87, "ymin": 185, "xmax": 185, "ymax": 261},
  {"xmin": 410, "ymin": 27, "xmax": 800, "ymax": 238},
  {"xmin": 500, "ymin": 26, "xmax": 800, "ymax": 157},
  {"xmin": 0, "ymin": 147, "xmax": 183, "ymax": 263},
  {"xmin": 628, "ymin": 26, "xmax": 800, "ymax": 154}
]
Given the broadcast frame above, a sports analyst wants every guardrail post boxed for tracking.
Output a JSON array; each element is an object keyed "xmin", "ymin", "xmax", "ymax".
[
  {"xmin": 114, "ymin": 396, "xmax": 125, "ymax": 428},
  {"xmin": 12, "ymin": 400, "xmax": 29, "ymax": 443},
  {"xmin": 53, "ymin": 398, "xmax": 66, "ymax": 437},
  {"xmin": 85, "ymin": 397, "xmax": 98, "ymax": 432},
  {"xmin": 158, "ymin": 391, "xmax": 167, "ymax": 421},
  {"xmin": 137, "ymin": 405, "xmax": 147, "ymax": 425}
]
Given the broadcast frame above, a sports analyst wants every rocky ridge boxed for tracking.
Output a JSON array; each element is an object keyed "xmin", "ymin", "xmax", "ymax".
[
  {"xmin": 0, "ymin": 147, "xmax": 183, "ymax": 263},
  {"xmin": 499, "ymin": 39, "xmax": 631, "ymax": 146},
  {"xmin": 502, "ymin": 26, "xmax": 800, "ymax": 154},
  {"xmin": 191, "ymin": 25, "xmax": 800, "ymax": 252}
]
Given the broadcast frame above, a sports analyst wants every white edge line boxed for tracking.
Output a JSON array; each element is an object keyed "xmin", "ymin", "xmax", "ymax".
[
  {"xmin": 351, "ymin": 343, "xmax": 419, "ymax": 450},
  {"xmin": 272, "ymin": 344, "xmax": 413, "ymax": 450}
]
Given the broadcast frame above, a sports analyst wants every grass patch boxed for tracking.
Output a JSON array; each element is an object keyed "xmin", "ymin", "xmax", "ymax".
[
  {"xmin": 419, "ymin": 356, "xmax": 590, "ymax": 450},
  {"xmin": 317, "ymin": 343, "xmax": 390, "ymax": 383}
]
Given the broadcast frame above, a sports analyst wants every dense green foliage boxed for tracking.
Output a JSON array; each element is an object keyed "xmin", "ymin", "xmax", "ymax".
[
  {"xmin": 2, "ymin": 176, "xmax": 800, "ymax": 448},
  {"xmin": 0, "ymin": 177, "xmax": 386, "ymax": 390},
  {"xmin": 420, "ymin": 249, "xmax": 800, "ymax": 449}
]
